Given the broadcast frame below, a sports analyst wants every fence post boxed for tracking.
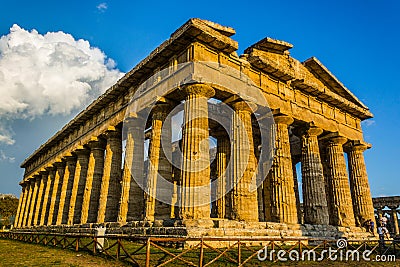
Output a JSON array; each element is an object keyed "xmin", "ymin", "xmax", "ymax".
[
  {"xmin": 116, "ymin": 239, "xmax": 120, "ymax": 260},
  {"xmin": 199, "ymin": 238, "xmax": 204, "ymax": 267},
  {"xmin": 238, "ymin": 240, "xmax": 241, "ymax": 265},
  {"xmin": 146, "ymin": 237, "xmax": 151, "ymax": 267},
  {"xmin": 75, "ymin": 237, "xmax": 79, "ymax": 252}
]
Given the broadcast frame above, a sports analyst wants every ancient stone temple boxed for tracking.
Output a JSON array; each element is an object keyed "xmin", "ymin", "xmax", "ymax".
[{"xmin": 13, "ymin": 19, "xmax": 375, "ymax": 240}]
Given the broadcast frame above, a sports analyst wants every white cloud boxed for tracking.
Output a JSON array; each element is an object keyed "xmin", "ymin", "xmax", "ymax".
[
  {"xmin": 362, "ymin": 120, "xmax": 376, "ymax": 127},
  {"xmin": 96, "ymin": 2, "xmax": 108, "ymax": 12},
  {"xmin": 0, "ymin": 24, "xmax": 124, "ymax": 145},
  {"xmin": 0, "ymin": 150, "xmax": 15, "ymax": 163}
]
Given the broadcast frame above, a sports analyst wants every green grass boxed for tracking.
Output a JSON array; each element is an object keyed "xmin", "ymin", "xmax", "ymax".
[{"xmin": 0, "ymin": 237, "xmax": 399, "ymax": 266}]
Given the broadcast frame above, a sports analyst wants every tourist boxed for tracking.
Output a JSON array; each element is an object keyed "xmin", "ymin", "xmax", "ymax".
[
  {"xmin": 369, "ymin": 219, "xmax": 375, "ymax": 236},
  {"xmin": 377, "ymin": 223, "xmax": 386, "ymax": 249}
]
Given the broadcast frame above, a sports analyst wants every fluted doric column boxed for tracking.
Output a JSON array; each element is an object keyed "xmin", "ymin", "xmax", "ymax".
[
  {"xmin": 344, "ymin": 141, "xmax": 375, "ymax": 226},
  {"xmin": 22, "ymin": 181, "xmax": 34, "ymax": 227},
  {"xmin": 56, "ymin": 155, "xmax": 76, "ymax": 225},
  {"xmin": 48, "ymin": 160, "xmax": 65, "ymax": 225},
  {"xmin": 27, "ymin": 176, "xmax": 40, "ymax": 227},
  {"xmin": 118, "ymin": 116, "xmax": 145, "ymax": 223},
  {"xmin": 180, "ymin": 83, "xmax": 214, "ymax": 219},
  {"xmin": 68, "ymin": 147, "xmax": 90, "ymax": 225},
  {"xmin": 98, "ymin": 127, "xmax": 122, "ymax": 223},
  {"xmin": 14, "ymin": 185, "xmax": 27, "ymax": 228},
  {"xmin": 263, "ymin": 115, "xmax": 298, "ymax": 224},
  {"xmin": 215, "ymin": 131, "xmax": 230, "ymax": 219},
  {"xmin": 145, "ymin": 104, "xmax": 172, "ymax": 221},
  {"xmin": 40, "ymin": 166, "xmax": 55, "ymax": 225},
  {"xmin": 300, "ymin": 125, "xmax": 329, "ymax": 225},
  {"xmin": 389, "ymin": 207, "xmax": 399, "ymax": 235},
  {"xmin": 323, "ymin": 134, "xmax": 355, "ymax": 226},
  {"xmin": 33, "ymin": 170, "xmax": 47, "ymax": 225},
  {"xmin": 80, "ymin": 137, "xmax": 106, "ymax": 224},
  {"xmin": 231, "ymin": 101, "xmax": 258, "ymax": 222}
]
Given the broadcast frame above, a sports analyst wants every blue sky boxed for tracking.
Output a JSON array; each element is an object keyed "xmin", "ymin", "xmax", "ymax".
[{"xmin": 0, "ymin": 0, "xmax": 399, "ymax": 197}]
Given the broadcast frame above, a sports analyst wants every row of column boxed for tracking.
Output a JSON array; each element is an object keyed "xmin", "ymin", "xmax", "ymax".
[
  {"xmin": 376, "ymin": 207, "xmax": 400, "ymax": 236},
  {"xmin": 14, "ymin": 82, "xmax": 375, "ymax": 228}
]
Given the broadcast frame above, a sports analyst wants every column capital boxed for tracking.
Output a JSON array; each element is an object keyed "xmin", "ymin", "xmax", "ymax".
[
  {"xmin": 320, "ymin": 132, "xmax": 347, "ymax": 145},
  {"xmin": 151, "ymin": 103, "xmax": 172, "ymax": 120},
  {"xmin": 63, "ymin": 153, "xmax": 77, "ymax": 163},
  {"xmin": 273, "ymin": 114, "xmax": 294, "ymax": 126},
  {"xmin": 74, "ymin": 145, "xmax": 90, "ymax": 157},
  {"xmin": 343, "ymin": 140, "xmax": 371, "ymax": 153},
  {"xmin": 87, "ymin": 136, "xmax": 106, "ymax": 150},
  {"xmin": 53, "ymin": 159, "xmax": 66, "ymax": 169},
  {"xmin": 231, "ymin": 100, "xmax": 257, "ymax": 113},
  {"xmin": 45, "ymin": 165, "xmax": 56, "ymax": 172},
  {"xmin": 103, "ymin": 126, "xmax": 122, "ymax": 140},
  {"xmin": 181, "ymin": 83, "xmax": 215, "ymax": 98}
]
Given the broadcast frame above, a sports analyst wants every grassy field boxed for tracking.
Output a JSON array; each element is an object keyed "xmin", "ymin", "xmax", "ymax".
[{"xmin": 0, "ymin": 238, "xmax": 399, "ymax": 266}]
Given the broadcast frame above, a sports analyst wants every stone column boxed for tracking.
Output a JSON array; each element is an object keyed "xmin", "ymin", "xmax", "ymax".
[
  {"xmin": 323, "ymin": 134, "xmax": 355, "ymax": 226},
  {"xmin": 40, "ymin": 167, "xmax": 55, "ymax": 226},
  {"xmin": 145, "ymin": 104, "xmax": 172, "ymax": 221},
  {"xmin": 263, "ymin": 115, "xmax": 298, "ymax": 224},
  {"xmin": 299, "ymin": 125, "xmax": 329, "ymax": 225},
  {"xmin": 22, "ymin": 181, "xmax": 34, "ymax": 227},
  {"xmin": 231, "ymin": 101, "xmax": 259, "ymax": 222},
  {"xmin": 56, "ymin": 155, "xmax": 76, "ymax": 225},
  {"xmin": 390, "ymin": 207, "xmax": 399, "ymax": 236},
  {"xmin": 33, "ymin": 170, "xmax": 47, "ymax": 226},
  {"xmin": 48, "ymin": 160, "xmax": 65, "ymax": 225},
  {"xmin": 180, "ymin": 83, "xmax": 214, "ymax": 220},
  {"xmin": 98, "ymin": 127, "xmax": 122, "ymax": 223},
  {"xmin": 215, "ymin": 131, "xmax": 230, "ymax": 219},
  {"xmin": 68, "ymin": 147, "xmax": 90, "ymax": 225},
  {"xmin": 344, "ymin": 141, "xmax": 375, "ymax": 226},
  {"xmin": 81, "ymin": 137, "xmax": 106, "ymax": 224},
  {"xmin": 118, "ymin": 116, "xmax": 145, "ymax": 223},
  {"xmin": 14, "ymin": 186, "xmax": 26, "ymax": 228},
  {"xmin": 27, "ymin": 175, "xmax": 40, "ymax": 227}
]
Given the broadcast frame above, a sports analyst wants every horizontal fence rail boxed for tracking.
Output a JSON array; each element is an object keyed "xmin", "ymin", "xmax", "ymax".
[{"xmin": 0, "ymin": 231, "xmax": 399, "ymax": 266}]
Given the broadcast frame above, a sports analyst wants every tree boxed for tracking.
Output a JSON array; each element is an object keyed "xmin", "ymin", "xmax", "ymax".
[{"xmin": 0, "ymin": 196, "xmax": 19, "ymax": 227}]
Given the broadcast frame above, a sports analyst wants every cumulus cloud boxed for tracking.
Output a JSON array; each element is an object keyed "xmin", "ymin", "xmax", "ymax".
[
  {"xmin": 96, "ymin": 2, "xmax": 108, "ymax": 12},
  {"xmin": 0, "ymin": 24, "xmax": 124, "ymax": 145}
]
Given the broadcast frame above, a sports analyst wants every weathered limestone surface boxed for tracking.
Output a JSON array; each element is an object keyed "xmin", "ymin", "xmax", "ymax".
[
  {"xmin": 264, "ymin": 115, "xmax": 298, "ymax": 224},
  {"xmin": 14, "ymin": 187, "xmax": 26, "ymax": 228},
  {"xmin": 97, "ymin": 128, "xmax": 122, "ymax": 223},
  {"xmin": 323, "ymin": 135, "xmax": 355, "ymax": 227},
  {"xmin": 230, "ymin": 101, "xmax": 258, "ymax": 222},
  {"xmin": 27, "ymin": 177, "xmax": 40, "ymax": 227},
  {"xmin": 300, "ymin": 126, "xmax": 329, "ymax": 225},
  {"xmin": 81, "ymin": 138, "xmax": 106, "ymax": 224},
  {"xmin": 68, "ymin": 147, "xmax": 90, "ymax": 225},
  {"xmin": 180, "ymin": 84, "xmax": 214, "ymax": 219},
  {"xmin": 344, "ymin": 141, "xmax": 375, "ymax": 226}
]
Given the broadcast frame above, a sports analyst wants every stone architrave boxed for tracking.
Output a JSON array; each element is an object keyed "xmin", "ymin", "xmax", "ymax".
[
  {"xmin": 40, "ymin": 167, "xmax": 55, "ymax": 225},
  {"xmin": 231, "ymin": 101, "xmax": 259, "ymax": 222},
  {"xmin": 180, "ymin": 83, "xmax": 214, "ymax": 220},
  {"xmin": 97, "ymin": 127, "xmax": 122, "ymax": 223},
  {"xmin": 323, "ymin": 134, "xmax": 355, "ymax": 227},
  {"xmin": 56, "ymin": 155, "xmax": 77, "ymax": 225},
  {"xmin": 48, "ymin": 161, "xmax": 65, "ymax": 225},
  {"xmin": 68, "ymin": 147, "xmax": 90, "ymax": 225},
  {"xmin": 264, "ymin": 115, "xmax": 298, "ymax": 224},
  {"xmin": 80, "ymin": 137, "xmax": 106, "ymax": 224},
  {"xmin": 344, "ymin": 141, "xmax": 375, "ymax": 226},
  {"xmin": 300, "ymin": 125, "xmax": 329, "ymax": 225},
  {"xmin": 33, "ymin": 170, "xmax": 47, "ymax": 225}
]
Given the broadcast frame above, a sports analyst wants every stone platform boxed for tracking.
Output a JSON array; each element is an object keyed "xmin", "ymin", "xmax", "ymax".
[{"xmin": 13, "ymin": 219, "xmax": 376, "ymax": 247}]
